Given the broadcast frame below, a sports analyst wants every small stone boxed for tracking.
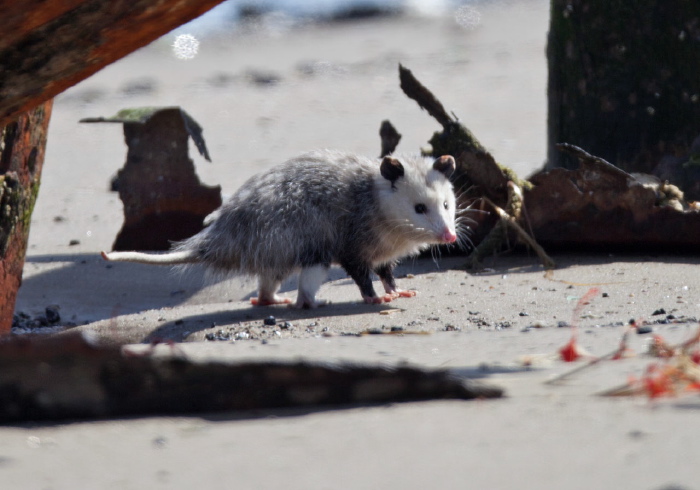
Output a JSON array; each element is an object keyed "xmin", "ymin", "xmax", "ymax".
[
  {"xmin": 281, "ymin": 321, "xmax": 293, "ymax": 330},
  {"xmin": 45, "ymin": 305, "xmax": 61, "ymax": 324},
  {"xmin": 652, "ymin": 308, "xmax": 666, "ymax": 316},
  {"xmin": 636, "ymin": 325, "xmax": 653, "ymax": 334},
  {"xmin": 263, "ymin": 316, "xmax": 276, "ymax": 326},
  {"xmin": 602, "ymin": 292, "xmax": 609, "ymax": 298},
  {"xmin": 68, "ymin": 239, "xmax": 80, "ymax": 246},
  {"xmin": 152, "ymin": 436, "xmax": 168, "ymax": 449},
  {"xmin": 390, "ymin": 326, "xmax": 404, "ymax": 332},
  {"xmin": 519, "ymin": 312, "xmax": 529, "ymax": 316}
]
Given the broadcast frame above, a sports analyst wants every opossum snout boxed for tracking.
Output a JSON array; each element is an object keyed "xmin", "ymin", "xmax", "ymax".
[{"xmin": 440, "ymin": 228, "xmax": 458, "ymax": 244}]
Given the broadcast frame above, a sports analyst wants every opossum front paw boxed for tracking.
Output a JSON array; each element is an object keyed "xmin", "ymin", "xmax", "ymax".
[
  {"xmin": 392, "ymin": 289, "xmax": 417, "ymax": 299},
  {"xmin": 383, "ymin": 289, "xmax": 418, "ymax": 301},
  {"xmin": 250, "ymin": 296, "xmax": 293, "ymax": 306}
]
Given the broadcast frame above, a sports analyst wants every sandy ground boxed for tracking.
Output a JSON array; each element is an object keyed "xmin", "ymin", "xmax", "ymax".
[{"xmin": 7, "ymin": 1, "xmax": 700, "ymax": 489}]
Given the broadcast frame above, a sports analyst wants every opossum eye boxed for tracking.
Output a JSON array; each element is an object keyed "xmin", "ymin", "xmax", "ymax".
[
  {"xmin": 414, "ymin": 203, "xmax": 427, "ymax": 214},
  {"xmin": 443, "ymin": 201, "xmax": 449, "ymax": 210}
]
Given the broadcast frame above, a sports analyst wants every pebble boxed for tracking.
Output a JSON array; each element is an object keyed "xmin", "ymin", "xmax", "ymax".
[
  {"xmin": 152, "ymin": 436, "xmax": 168, "ymax": 449},
  {"xmin": 636, "ymin": 325, "xmax": 653, "ymax": 334},
  {"xmin": 45, "ymin": 305, "xmax": 61, "ymax": 324},
  {"xmin": 263, "ymin": 316, "xmax": 276, "ymax": 326}
]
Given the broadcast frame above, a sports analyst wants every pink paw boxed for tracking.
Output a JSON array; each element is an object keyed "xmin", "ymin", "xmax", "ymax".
[
  {"xmin": 384, "ymin": 289, "xmax": 418, "ymax": 301},
  {"xmin": 395, "ymin": 289, "xmax": 417, "ymax": 298},
  {"xmin": 250, "ymin": 297, "xmax": 293, "ymax": 306}
]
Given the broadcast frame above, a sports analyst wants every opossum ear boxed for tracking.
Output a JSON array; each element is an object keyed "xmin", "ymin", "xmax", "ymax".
[
  {"xmin": 433, "ymin": 155, "xmax": 455, "ymax": 178},
  {"xmin": 380, "ymin": 156, "xmax": 405, "ymax": 183}
]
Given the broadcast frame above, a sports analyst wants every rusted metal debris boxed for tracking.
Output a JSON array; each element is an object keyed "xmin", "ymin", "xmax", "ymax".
[
  {"xmin": 0, "ymin": 332, "xmax": 503, "ymax": 422},
  {"xmin": 399, "ymin": 64, "xmax": 700, "ymax": 257},
  {"xmin": 0, "ymin": 100, "xmax": 53, "ymax": 334},
  {"xmin": 526, "ymin": 144, "xmax": 700, "ymax": 251},
  {"xmin": 81, "ymin": 107, "xmax": 222, "ymax": 251},
  {"xmin": 0, "ymin": 0, "xmax": 227, "ymax": 128}
]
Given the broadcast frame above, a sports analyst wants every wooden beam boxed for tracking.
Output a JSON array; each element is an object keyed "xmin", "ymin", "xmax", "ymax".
[
  {"xmin": 0, "ymin": 0, "xmax": 227, "ymax": 127},
  {"xmin": 0, "ymin": 100, "xmax": 53, "ymax": 333}
]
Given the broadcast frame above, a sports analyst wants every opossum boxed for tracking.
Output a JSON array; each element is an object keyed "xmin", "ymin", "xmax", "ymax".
[{"xmin": 102, "ymin": 150, "xmax": 461, "ymax": 308}]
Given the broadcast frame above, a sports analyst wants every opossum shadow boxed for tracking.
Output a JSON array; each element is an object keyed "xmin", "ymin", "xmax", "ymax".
[
  {"xmin": 17, "ymin": 253, "xmax": 458, "ymax": 327},
  {"xmin": 16, "ymin": 254, "xmax": 226, "ymax": 323}
]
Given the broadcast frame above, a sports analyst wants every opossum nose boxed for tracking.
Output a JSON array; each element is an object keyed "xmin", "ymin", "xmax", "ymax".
[{"xmin": 441, "ymin": 228, "xmax": 457, "ymax": 243}]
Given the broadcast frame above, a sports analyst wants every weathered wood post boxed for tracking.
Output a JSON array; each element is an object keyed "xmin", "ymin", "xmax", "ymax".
[
  {"xmin": 0, "ymin": 101, "xmax": 53, "ymax": 333},
  {"xmin": 81, "ymin": 107, "xmax": 222, "ymax": 251},
  {"xmin": 548, "ymin": 0, "xmax": 700, "ymax": 194}
]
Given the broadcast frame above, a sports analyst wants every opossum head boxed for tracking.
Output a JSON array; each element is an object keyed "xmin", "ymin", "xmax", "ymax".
[{"xmin": 378, "ymin": 154, "xmax": 457, "ymax": 245}]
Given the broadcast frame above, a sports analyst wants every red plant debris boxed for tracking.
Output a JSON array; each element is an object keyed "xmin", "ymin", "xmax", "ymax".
[
  {"xmin": 558, "ymin": 287, "xmax": 600, "ymax": 363},
  {"xmin": 600, "ymin": 325, "xmax": 700, "ymax": 399},
  {"xmin": 559, "ymin": 337, "xmax": 583, "ymax": 362}
]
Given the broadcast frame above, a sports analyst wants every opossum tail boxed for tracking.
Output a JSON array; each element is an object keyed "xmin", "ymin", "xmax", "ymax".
[{"xmin": 101, "ymin": 250, "xmax": 199, "ymax": 265}]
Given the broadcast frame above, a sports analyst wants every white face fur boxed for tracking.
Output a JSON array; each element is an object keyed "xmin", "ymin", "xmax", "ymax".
[{"xmin": 376, "ymin": 155, "xmax": 457, "ymax": 246}]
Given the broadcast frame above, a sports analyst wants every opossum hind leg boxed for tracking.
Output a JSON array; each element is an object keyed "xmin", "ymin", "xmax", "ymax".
[
  {"xmin": 294, "ymin": 264, "xmax": 329, "ymax": 309},
  {"xmin": 251, "ymin": 275, "xmax": 293, "ymax": 306}
]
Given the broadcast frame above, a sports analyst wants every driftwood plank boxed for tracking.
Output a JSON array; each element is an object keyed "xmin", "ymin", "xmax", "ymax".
[
  {"xmin": 0, "ymin": 333, "xmax": 503, "ymax": 422},
  {"xmin": 0, "ymin": 0, "xmax": 227, "ymax": 127}
]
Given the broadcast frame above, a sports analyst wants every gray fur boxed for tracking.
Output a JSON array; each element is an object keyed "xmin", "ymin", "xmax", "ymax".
[{"xmin": 103, "ymin": 150, "xmax": 457, "ymax": 308}]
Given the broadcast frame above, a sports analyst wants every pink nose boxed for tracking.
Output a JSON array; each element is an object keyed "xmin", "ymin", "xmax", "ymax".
[{"xmin": 441, "ymin": 229, "xmax": 457, "ymax": 243}]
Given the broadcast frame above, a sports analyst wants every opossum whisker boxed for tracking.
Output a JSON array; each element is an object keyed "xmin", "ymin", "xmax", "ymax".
[{"xmin": 452, "ymin": 181, "xmax": 475, "ymax": 197}]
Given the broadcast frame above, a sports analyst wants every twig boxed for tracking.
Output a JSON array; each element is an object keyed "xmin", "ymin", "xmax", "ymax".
[
  {"xmin": 482, "ymin": 195, "xmax": 556, "ymax": 269},
  {"xmin": 399, "ymin": 64, "xmax": 455, "ymax": 128}
]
